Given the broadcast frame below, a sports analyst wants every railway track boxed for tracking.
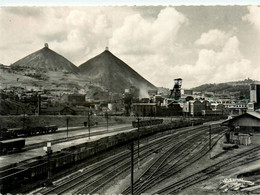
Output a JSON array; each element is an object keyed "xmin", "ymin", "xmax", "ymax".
[
  {"xmin": 80, "ymin": 125, "xmax": 225, "ymax": 194},
  {"xmin": 37, "ymin": 124, "xmax": 209, "ymax": 194},
  {"xmin": 134, "ymin": 131, "xmax": 226, "ymax": 194},
  {"xmin": 155, "ymin": 146, "xmax": 260, "ymax": 194},
  {"xmin": 121, "ymin": 126, "xmax": 227, "ymax": 194},
  {"xmin": 24, "ymin": 125, "xmax": 133, "ymax": 150},
  {"xmin": 38, "ymin": 132, "xmax": 177, "ymax": 194},
  {"xmin": 77, "ymin": 126, "xmax": 214, "ymax": 195}
]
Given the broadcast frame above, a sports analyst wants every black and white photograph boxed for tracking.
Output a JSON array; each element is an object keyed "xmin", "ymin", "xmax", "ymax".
[{"xmin": 1, "ymin": 2, "xmax": 260, "ymax": 194}]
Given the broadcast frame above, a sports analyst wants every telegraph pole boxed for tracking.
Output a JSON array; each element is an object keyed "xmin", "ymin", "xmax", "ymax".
[
  {"xmin": 131, "ymin": 139, "xmax": 134, "ymax": 195},
  {"xmin": 209, "ymin": 125, "xmax": 212, "ymax": 159},
  {"xmin": 137, "ymin": 117, "xmax": 140, "ymax": 169},
  {"xmin": 105, "ymin": 111, "xmax": 108, "ymax": 132},
  {"xmin": 66, "ymin": 118, "xmax": 69, "ymax": 138},
  {"xmin": 209, "ymin": 125, "xmax": 212, "ymax": 149},
  {"xmin": 22, "ymin": 110, "xmax": 26, "ymax": 131},
  {"xmin": 43, "ymin": 142, "xmax": 53, "ymax": 186},
  {"xmin": 88, "ymin": 111, "xmax": 91, "ymax": 139},
  {"xmin": 38, "ymin": 94, "xmax": 41, "ymax": 115}
]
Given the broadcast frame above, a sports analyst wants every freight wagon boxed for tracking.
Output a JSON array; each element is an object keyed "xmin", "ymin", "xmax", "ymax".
[
  {"xmin": 0, "ymin": 167, "xmax": 28, "ymax": 192},
  {"xmin": 0, "ymin": 119, "xmax": 204, "ymax": 193},
  {"xmin": 0, "ymin": 138, "xmax": 25, "ymax": 155},
  {"xmin": 132, "ymin": 119, "xmax": 164, "ymax": 128},
  {"xmin": 0, "ymin": 125, "xmax": 58, "ymax": 140}
]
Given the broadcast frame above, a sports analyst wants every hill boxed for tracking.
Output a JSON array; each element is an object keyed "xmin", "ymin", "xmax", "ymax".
[
  {"xmin": 3, "ymin": 46, "xmax": 158, "ymax": 100},
  {"xmin": 79, "ymin": 49, "xmax": 157, "ymax": 95},
  {"xmin": 11, "ymin": 43, "xmax": 79, "ymax": 74},
  {"xmin": 191, "ymin": 79, "xmax": 260, "ymax": 99}
]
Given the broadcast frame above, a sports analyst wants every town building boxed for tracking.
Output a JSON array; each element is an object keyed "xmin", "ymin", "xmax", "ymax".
[
  {"xmin": 131, "ymin": 103, "xmax": 157, "ymax": 117},
  {"xmin": 223, "ymin": 112, "xmax": 260, "ymax": 133},
  {"xmin": 222, "ymin": 111, "xmax": 260, "ymax": 146},
  {"xmin": 183, "ymin": 89, "xmax": 193, "ymax": 95},
  {"xmin": 189, "ymin": 100, "xmax": 204, "ymax": 116},
  {"xmin": 208, "ymin": 99, "xmax": 248, "ymax": 116},
  {"xmin": 61, "ymin": 94, "xmax": 86, "ymax": 104},
  {"xmin": 248, "ymin": 84, "xmax": 260, "ymax": 112}
]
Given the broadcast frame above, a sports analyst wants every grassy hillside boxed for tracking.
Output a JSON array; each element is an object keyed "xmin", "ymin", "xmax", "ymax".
[{"xmin": 191, "ymin": 79, "xmax": 259, "ymax": 99}]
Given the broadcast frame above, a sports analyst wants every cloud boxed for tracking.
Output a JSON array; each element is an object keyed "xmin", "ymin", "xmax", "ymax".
[
  {"xmin": 0, "ymin": 6, "xmax": 259, "ymax": 89},
  {"xmin": 107, "ymin": 7, "xmax": 187, "ymax": 88},
  {"xmin": 109, "ymin": 7, "xmax": 187, "ymax": 55},
  {"xmin": 195, "ymin": 29, "xmax": 229, "ymax": 47},
  {"xmin": 243, "ymin": 6, "xmax": 260, "ymax": 33},
  {"xmin": 174, "ymin": 36, "xmax": 253, "ymax": 88},
  {"xmin": 0, "ymin": 7, "xmax": 136, "ymax": 65}
]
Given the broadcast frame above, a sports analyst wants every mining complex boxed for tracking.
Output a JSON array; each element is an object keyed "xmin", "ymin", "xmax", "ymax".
[{"xmin": 1, "ymin": 44, "xmax": 260, "ymax": 194}]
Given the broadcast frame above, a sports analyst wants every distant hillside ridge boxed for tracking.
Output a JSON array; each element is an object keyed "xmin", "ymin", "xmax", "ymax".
[
  {"xmin": 225, "ymin": 78, "xmax": 260, "ymax": 86},
  {"xmin": 79, "ymin": 49, "xmax": 157, "ymax": 94},
  {"xmin": 191, "ymin": 79, "xmax": 260, "ymax": 99},
  {"xmin": 11, "ymin": 43, "xmax": 79, "ymax": 74},
  {"xmin": 192, "ymin": 78, "xmax": 259, "ymax": 91}
]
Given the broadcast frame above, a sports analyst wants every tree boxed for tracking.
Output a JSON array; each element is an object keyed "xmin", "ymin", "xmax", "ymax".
[{"xmin": 123, "ymin": 93, "xmax": 133, "ymax": 116}]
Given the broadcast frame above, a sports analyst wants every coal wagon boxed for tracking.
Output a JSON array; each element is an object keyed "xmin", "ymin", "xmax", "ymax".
[{"xmin": 0, "ymin": 138, "xmax": 25, "ymax": 155}]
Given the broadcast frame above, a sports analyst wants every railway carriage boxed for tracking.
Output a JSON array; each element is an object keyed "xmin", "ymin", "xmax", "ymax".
[
  {"xmin": 0, "ymin": 128, "xmax": 13, "ymax": 140},
  {"xmin": 52, "ymin": 152, "xmax": 74, "ymax": 169},
  {"xmin": 25, "ymin": 160, "xmax": 49, "ymax": 180},
  {"xmin": 132, "ymin": 119, "xmax": 163, "ymax": 128},
  {"xmin": 2, "ymin": 128, "xmax": 24, "ymax": 138},
  {"xmin": 1, "ymin": 125, "xmax": 59, "ymax": 140},
  {"xmin": 0, "ymin": 167, "xmax": 28, "ymax": 193},
  {"xmin": 0, "ymin": 138, "xmax": 25, "ymax": 155},
  {"xmin": 47, "ymin": 125, "xmax": 58, "ymax": 133}
]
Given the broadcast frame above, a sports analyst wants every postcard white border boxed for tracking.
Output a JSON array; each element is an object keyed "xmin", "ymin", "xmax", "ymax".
[{"xmin": 1, "ymin": 0, "xmax": 259, "ymax": 6}]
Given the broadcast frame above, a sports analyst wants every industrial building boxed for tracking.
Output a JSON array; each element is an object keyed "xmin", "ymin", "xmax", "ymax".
[
  {"xmin": 248, "ymin": 84, "xmax": 260, "ymax": 112},
  {"xmin": 222, "ymin": 84, "xmax": 260, "ymax": 146},
  {"xmin": 223, "ymin": 112, "xmax": 260, "ymax": 133},
  {"xmin": 131, "ymin": 103, "xmax": 157, "ymax": 117},
  {"xmin": 131, "ymin": 101, "xmax": 183, "ymax": 117},
  {"xmin": 209, "ymin": 100, "xmax": 248, "ymax": 116},
  {"xmin": 131, "ymin": 78, "xmax": 228, "ymax": 117},
  {"xmin": 61, "ymin": 94, "xmax": 86, "ymax": 104},
  {"xmin": 223, "ymin": 111, "xmax": 260, "ymax": 146}
]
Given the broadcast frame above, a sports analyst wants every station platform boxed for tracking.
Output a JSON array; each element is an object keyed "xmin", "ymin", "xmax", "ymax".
[
  {"xmin": 25, "ymin": 124, "xmax": 131, "ymax": 145},
  {"xmin": 0, "ymin": 124, "xmax": 135, "ymax": 169}
]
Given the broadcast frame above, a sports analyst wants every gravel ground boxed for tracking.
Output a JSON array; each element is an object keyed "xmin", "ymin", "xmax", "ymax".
[
  {"xmin": 103, "ymin": 153, "xmax": 158, "ymax": 194},
  {"xmin": 106, "ymin": 133, "xmax": 260, "ymax": 194},
  {"xmin": 179, "ymin": 134, "xmax": 260, "ymax": 195}
]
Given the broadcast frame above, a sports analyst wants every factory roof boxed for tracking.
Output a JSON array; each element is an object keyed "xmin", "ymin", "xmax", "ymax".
[
  {"xmin": 246, "ymin": 111, "xmax": 260, "ymax": 119},
  {"xmin": 222, "ymin": 111, "xmax": 260, "ymax": 126},
  {"xmin": 1, "ymin": 138, "xmax": 25, "ymax": 144},
  {"xmin": 132, "ymin": 103, "xmax": 157, "ymax": 106}
]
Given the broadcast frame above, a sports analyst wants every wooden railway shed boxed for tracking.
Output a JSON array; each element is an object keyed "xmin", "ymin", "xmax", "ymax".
[
  {"xmin": 222, "ymin": 112, "xmax": 260, "ymax": 145},
  {"xmin": 223, "ymin": 112, "xmax": 260, "ymax": 133}
]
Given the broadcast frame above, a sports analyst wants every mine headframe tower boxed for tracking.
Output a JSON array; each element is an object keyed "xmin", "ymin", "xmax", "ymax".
[{"xmin": 169, "ymin": 78, "xmax": 182, "ymax": 100}]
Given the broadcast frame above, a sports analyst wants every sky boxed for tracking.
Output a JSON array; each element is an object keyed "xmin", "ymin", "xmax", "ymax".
[{"xmin": 0, "ymin": 5, "xmax": 260, "ymax": 89}]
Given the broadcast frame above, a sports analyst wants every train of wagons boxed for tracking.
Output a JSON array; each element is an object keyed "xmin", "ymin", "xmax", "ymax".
[
  {"xmin": 0, "ymin": 119, "xmax": 204, "ymax": 194},
  {"xmin": 0, "ymin": 125, "xmax": 58, "ymax": 155},
  {"xmin": 0, "ymin": 138, "xmax": 26, "ymax": 155},
  {"xmin": 132, "ymin": 119, "xmax": 163, "ymax": 128},
  {"xmin": 0, "ymin": 125, "xmax": 58, "ymax": 139}
]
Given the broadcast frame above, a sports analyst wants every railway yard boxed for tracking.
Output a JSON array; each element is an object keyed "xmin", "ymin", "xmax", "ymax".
[
  {"xmin": 1, "ymin": 6, "xmax": 260, "ymax": 194},
  {"xmin": 0, "ymin": 124, "xmax": 133, "ymax": 167},
  {"xmin": 1, "ymin": 118, "xmax": 260, "ymax": 194}
]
